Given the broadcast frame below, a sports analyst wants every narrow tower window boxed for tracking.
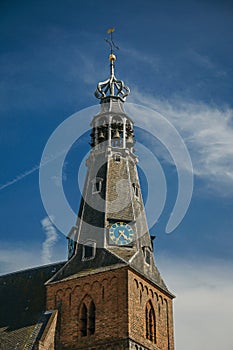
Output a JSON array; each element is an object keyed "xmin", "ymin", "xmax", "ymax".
[
  {"xmin": 114, "ymin": 153, "xmax": 121, "ymax": 162},
  {"xmin": 82, "ymin": 241, "xmax": 96, "ymax": 261},
  {"xmin": 132, "ymin": 183, "xmax": 139, "ymax": 197},
  {"xmin": 89, "ymin": 301, "xmax": 96, "ymax": 335},
  {"xmin": 80, "ymin": 303, "xmax": 88, "ymax": 336},
  {"xmin": 143, "ymin": 246, "xmax": 151, "ymax": 265},
  {"xmin": 79, "ymin": 298, "xmax": 96, "ymax": 337},
  {"xmin": 145, "ymin": 249, "xmax": 151, "ymax": 265},
  {"xmin": 146, "ymin": 300, "xmax": 156, "ymax": 343},
  {"xmin": 92, "ymin": 178, "xmax": 103, "ymax": 194}
]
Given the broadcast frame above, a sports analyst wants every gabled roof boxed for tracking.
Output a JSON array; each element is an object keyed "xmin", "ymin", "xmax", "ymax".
[
  {"xmin": 47, "ymin": 246, "xmax": 127, "ymax": 283},
  {"xmin": 47, "ymin": 244, "xmax": 173, "ymax": 297},
  {"xmin": 0, "ymin": 262, "xmax": 65, "ymax": 350}
]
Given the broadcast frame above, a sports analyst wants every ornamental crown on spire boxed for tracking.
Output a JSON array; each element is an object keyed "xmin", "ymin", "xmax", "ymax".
[{"xmin": 94, "ymin": 28, "xmax": 130, "ymax": 102}]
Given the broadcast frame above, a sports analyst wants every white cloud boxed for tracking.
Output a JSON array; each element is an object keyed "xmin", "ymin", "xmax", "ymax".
[
  {"xmin": 122, "ymin": 47, "xmax": 160, "ymax": 71},
  {"xmin": 0, "ymin": 240, "xmax": 67, "ymax": 276},
  {"xmin": 159, "ymin": 256, "xmax": 233, "ymax": 350},
  {"xmin": 129, "ymin": 92, "xmax": 233, "ymax": 196},
  {"xmin": 0, "ymin": 245, "xmax": 43, "ymax": 275},
  {"xmin": 41, "ymin": 216, "xmax": 58, "ymax": 264},
  {"xmin": 188, "ymin": 49, "xmax": 216, "ymax": 70}
]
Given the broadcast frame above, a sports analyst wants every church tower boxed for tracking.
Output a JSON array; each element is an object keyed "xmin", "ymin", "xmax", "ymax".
[{"xmin": 45, "ymin": 35, "xmax": 175, "ymax": 350}]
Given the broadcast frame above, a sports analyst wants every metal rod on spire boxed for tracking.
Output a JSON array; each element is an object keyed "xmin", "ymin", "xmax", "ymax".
[
  {"xmin": 105, "ymin": 28, "xmax": 119, "ymax": 54},
  {"xmin": 94, "ymin": 29, "xmax": 130, "ymax": 101},
  {"xmin": 105, "ymin": 28, "xmax": 119, "ymax": 95}
]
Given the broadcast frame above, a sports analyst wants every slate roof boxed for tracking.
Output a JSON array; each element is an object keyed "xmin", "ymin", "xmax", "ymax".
[
  {"xmin": 0, "ymin": 247, "xmax": 173, "ymax": 350},
  {"xmin": 0, "ymin": 262, "xmax": 65, "ymax": 350},
  {"xmin": 48, "ymin": 245, "xmax": 172, "ymax": 297},
  {"xmin": 48, "ymin": 246, "xmax": 127, "ymax": 283}
]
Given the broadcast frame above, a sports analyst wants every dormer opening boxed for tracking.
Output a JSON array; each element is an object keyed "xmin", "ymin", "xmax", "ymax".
[
  {"xmin": 114, "ymin": 153, "xmax": 121, "ymax": 162},
  {"xmin": 82, "ymin": 241, "xmax": 96, "ymax": 261},
  {"xmin": 92, "ymin": 177, "xmax": 103, "ymax": 194},
  {"xmin": 143, "ymin": 246, "xmax": 151, "ymax": 265},
  {"xmin": 132, "ymin": 183, "xmax": 139, "ymax": 197}
]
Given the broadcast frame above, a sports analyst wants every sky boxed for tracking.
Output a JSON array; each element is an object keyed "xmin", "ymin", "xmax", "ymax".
[{"xmin": 0, "ymin": 0, "xmax": 233, "ymax": 349}]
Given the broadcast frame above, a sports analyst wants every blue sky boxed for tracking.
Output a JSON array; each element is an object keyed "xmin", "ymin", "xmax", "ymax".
[{"xmin": 0, "ymin": 1, "xmax": 233, "ymax": 348}]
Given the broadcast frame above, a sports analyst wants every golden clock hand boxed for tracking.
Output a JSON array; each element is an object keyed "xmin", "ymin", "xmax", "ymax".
[
  {"xmin": 118, "ymin": 230, "xmax": 130, "ymax": 242},
  {"xmin": 115, "ymin": 232, "xmax": 122, "ymax": 243},
  {"xmin": 121, "ymin": 232, "xmax": 130, "ymax": 240},
  {"xmin": 115, "ymin": 230, "xmax": 125, "ymax": 243}
]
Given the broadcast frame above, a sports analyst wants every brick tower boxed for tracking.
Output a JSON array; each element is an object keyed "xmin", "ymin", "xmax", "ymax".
[{"xmin": 45, "ymin": 36, "xmax": 175, "ymax": 350}]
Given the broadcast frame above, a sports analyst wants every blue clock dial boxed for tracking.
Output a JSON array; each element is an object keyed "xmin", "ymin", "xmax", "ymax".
[{"xmin": 109, "ymin": 222, "xmax": 134, "ymax": 245}]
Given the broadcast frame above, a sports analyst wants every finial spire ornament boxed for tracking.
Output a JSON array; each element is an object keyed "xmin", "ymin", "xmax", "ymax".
[
  {"xmin": 105, "ymin": 27, "xmax": 119, "ymax": 54},
  {"xmin": 94, "ymin": 28, "xmax": 130, "ymax": 102}
]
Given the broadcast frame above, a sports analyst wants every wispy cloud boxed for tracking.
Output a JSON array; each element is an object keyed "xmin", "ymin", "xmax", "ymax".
[
  {"xmin": 159, "ymin": 256, "xmax": 233, "ymax": 350},
  {"xmin": 0, "ymin": 240, "xmax": 67, "ymax": 276},
  {"xmin": 2, "ymin": 91, "xmax": 232, "ymax": 200},
  {"xmin": 188, "ymin": 49, "xmax": 216, "ymax": 70},
  {"xmin": 41, "ymin": 216, "xmax": 58, "ymax": 264},
  {"xmin": 0, "ymin": 245, "xmax": 43, "ymax": 275},
  {"xmin": 129, "ymin": 92, "xmax": 233, "ymax": 196},
  {"xmin": 122, "ymin": 47, "xmax": 160, "ymax": 71}
]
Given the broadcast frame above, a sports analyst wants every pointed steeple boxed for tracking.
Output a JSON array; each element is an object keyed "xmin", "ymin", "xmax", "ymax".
[
  {"xmin": 52, "ymin": 31, "xmax": 172, "ymax": 296},
  {"xmin": 45, "ymin": 33, "xmax": 175, "ymax": 350}
]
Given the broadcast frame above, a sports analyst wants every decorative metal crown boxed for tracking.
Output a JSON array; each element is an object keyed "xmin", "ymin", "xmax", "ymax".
[{"xmin": 94, "ymin": 29, "xmax": 130, "ymax": 102}]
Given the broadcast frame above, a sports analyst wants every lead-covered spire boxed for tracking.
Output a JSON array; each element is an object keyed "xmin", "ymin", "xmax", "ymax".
[{"xmin": 94, "ymin": 28, "xmax": 130, "ymax": 102}]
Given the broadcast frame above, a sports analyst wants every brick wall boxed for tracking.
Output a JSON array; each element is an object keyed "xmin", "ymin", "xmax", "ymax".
[
  {"xmin": 45, "ymin": 266, "xmax": 174, "ymax": 350},
  {"xmin": 128, "ymin": 270, "xmax": 174, "ymax": 350},
  {"xmin": 46, "ymin": 267, "xmax": 128, "ymax": 349},
  {"xmin": 37, "ymin": 310, "xmax": 58, "ymax": 350}
]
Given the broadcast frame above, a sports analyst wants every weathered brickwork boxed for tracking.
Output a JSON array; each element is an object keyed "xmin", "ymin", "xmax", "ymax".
[
  {"xmin": 46, "ymin": 266, "xmax": 174, "ymax": 350},
  {"xmin": 44, "ymin": 85, "xmax": 175, "ymax": 349},
  {"xmin": 37, "ymin": 310, "xmax": 58, "ymax": 350},
  {"xmin": 46, "ymin": 268, "xmax": 128, "ymax": 349},
  {"xmin": 128, "ymin": 270, "xmax": 174, "ymax": 350},
  {"xmin": 106, "ymin": 155, "xmax": 135, "ymax": 221}
]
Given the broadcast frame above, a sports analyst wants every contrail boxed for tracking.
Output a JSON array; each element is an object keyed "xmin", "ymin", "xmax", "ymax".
[
  {"xmin": 0, "ymin": 164, "xmax": 40, "ymax": 191},
  {"xmin": 0, "ymin": 149, "xmax": 66, "ymax": 191}
]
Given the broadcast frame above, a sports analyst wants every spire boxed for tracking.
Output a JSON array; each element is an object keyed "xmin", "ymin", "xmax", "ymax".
[
  {"xmin": 54, "ymin": 31, "xmax": 172, "ymax": 297},
  {"xmin": 94, "ymin": 28, "xmax": 130, "ymax": 102}
]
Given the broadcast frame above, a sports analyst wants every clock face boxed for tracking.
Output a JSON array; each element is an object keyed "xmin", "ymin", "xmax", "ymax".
[
  {"xmin": 68, "ymin": 238, "xmax": 75, "ymax": 259},
  {"xmin": 109, "ymin": 222, "xmax": 134, "ymax": 245}
]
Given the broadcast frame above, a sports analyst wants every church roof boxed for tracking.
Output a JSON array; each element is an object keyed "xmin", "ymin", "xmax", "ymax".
[
  {"xmin": 47, "ymin": 246, "xmax": 127, "ymax": 283},
  {"xmin": 0, "ymin": 262, "xmax": 65, "ymax": 350},
  {"xmin": 47, "ymin": 245, "xmax": 173, "ymax": 297}
]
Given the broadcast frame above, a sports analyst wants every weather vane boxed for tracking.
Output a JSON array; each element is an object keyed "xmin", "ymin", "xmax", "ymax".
[
  {"xmin": 105, "ymin": 28, "xmax": 119, "ymax": 54},
  {"xmin": 94, "ymin": 27, "xmax": 130, "ymax": 101}
]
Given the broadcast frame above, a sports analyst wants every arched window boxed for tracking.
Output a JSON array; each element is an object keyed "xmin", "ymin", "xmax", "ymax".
[
  {"xmin": 79, "ymin": 297, "xmax": 96, "ymax": 337},
  {"xmin": 146, "ymin": 300, "xmax": 156, "ymax": 343},
  {"xmin": 89, "ymin": 301, "xmax": 96, "ymax": 335},
  {"xmin": 80, "ymin": 303, "xmax": 88, "ymax": 336}
]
